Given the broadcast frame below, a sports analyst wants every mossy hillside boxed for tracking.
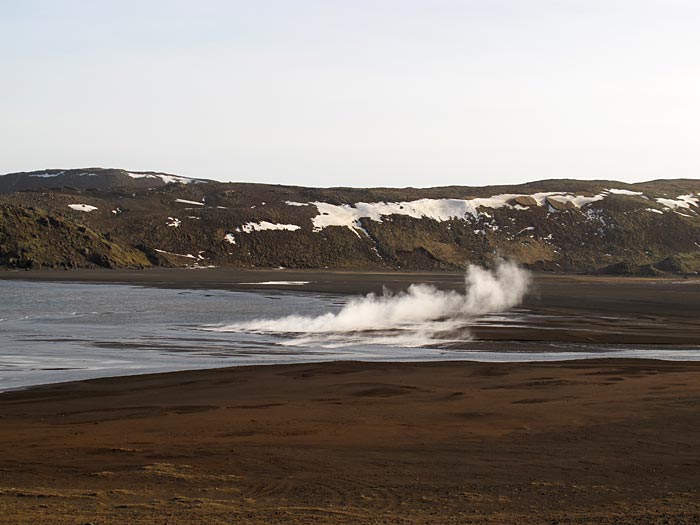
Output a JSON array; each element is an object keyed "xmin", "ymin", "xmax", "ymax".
[
  {"xmin": 654, "ymin": 252, "xmax": 700, "ymax": 274},
  {"xmin": 1, "ymin": 173, "xmax": 699, "ymax": 273},
  {"xmin": 0, "ymin": 204, "xmax": 150, "ymax": 269}
]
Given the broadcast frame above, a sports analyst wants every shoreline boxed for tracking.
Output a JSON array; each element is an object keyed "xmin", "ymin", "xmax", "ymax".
[
  {"xmin": 1, "ymin": 358, "xmax": 699, "ymax": 524},
  {"xmin": 0, "ymin": 267, "xmax": 470, "ymax": 297},
  {"xmin": 3, "ymin": 269, "xmax": 700, "ymax": 393},
  {"xmin": 3, "ymin": 266, "xmax": 699, "ymax": 294},
  {"xmin": 5, "ymin": 351, "xmax": 700, "ymax": 396}
]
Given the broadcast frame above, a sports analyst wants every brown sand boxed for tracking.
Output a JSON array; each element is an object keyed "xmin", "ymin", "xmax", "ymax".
[{"xmin": 1, "ymin": 359, "xmax": 700, "ymax": 524}]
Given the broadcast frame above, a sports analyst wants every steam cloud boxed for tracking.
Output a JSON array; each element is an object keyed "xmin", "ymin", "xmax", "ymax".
[{"xmin": 215, "ymin": 261, "xmax": 530, "ymax": 347}]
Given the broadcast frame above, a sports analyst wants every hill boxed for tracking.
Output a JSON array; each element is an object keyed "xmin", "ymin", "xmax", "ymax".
[{"xmin": 1, "ymin": 168, "xmax": 699, "ymax": 274}]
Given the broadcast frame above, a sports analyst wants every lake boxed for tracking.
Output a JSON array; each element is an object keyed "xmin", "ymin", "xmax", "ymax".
[{"xmin": 2, "ymin": 279, "xmax": 699, "ymax": 391}]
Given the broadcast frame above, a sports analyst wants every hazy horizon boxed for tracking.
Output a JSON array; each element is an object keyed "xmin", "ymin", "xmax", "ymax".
[{"xmin": 2, "ymin": 1, "xmax": 699, "ymax": 187}]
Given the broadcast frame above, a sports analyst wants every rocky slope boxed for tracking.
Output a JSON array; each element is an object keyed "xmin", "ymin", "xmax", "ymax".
[{"xmin": 1, "ymin": 168, "xmax": 699, "ymax": 274}]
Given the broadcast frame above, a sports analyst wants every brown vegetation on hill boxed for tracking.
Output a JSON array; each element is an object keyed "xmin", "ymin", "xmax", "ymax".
[{"xmin": 1, "ymin": 169, "xmax": 699, "ymax": 273}]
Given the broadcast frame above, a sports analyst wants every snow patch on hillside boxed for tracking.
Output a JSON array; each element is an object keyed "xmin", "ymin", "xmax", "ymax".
[
  {"xmin": 127, "ymin": 172, "xmax": 201, "ymax": 185},
  {"xmin": 154, "ymin": 249, "xmax": 196, "ymax": 259},
  {"xmin": 30, "ymin": 171, "xmax": 65, "ymax": 178},
  {"xmin": 235, "ymin": 221, "xmax": 301, "ymax": 233},
  {"xmin": 310, "ymin": 192, "xmax": 607, "ymax": 233},
  {"xmin": 67, "ymin": 204, "xmax": 98, "ymax": 212},
  {"xmin": 546, "ymin": 194, "xmax": 605, "ymax": 207},
  {"xmin": 174, "ymin": 198, "xmax": 205, "ymax": 206},
  {"xmin": 656, "ymin": 194, "xmax": 699, "ymax": 210},
  {"xmin": 606, "ymin": 188, "xmax": 644, "ymax": 196}
]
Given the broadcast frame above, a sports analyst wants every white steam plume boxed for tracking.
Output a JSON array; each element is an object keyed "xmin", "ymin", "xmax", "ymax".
[{"xmin": 213, "ymin": 260, "xmax": 530, "ymax": 347}]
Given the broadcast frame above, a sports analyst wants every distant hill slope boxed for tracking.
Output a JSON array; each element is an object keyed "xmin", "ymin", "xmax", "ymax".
[
  {"xmin": 0, "ymin": 168, "xmax": 207, "ymax": 193},
  {"xmin": 1, "ymin": 168, "xmax": 699, "ymax": 274}
]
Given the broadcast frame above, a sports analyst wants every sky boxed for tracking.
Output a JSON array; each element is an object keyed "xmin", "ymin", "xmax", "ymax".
[{"xmin": 1, "ymin": 0, "xmax": 699, "ymax": 187}]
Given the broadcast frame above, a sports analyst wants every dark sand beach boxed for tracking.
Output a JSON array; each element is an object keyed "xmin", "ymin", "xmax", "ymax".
[
  {"xmin": 1, "ymin": 359, "xmax": 700, "ymax": 524},
  {"xmin": 1, "ymin": 270, "xmax": 700, "ymax": 524}
]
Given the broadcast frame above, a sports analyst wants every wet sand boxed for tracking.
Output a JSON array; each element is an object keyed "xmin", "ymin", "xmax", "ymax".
[{"xmin": 1, "ymin": 359, "xmax": 700, "ymax": 524}]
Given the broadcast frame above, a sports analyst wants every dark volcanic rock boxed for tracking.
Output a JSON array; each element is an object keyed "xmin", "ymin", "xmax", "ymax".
[
  {"xmin": 510, "ymin": 195, "xmax": 538, "ymax": 207},
  {"xmin": 1, "ymin": 168, "xmax": 700, "ymax": 273},
  {"xmin": 545, "ymin": 196, "xmax": 576, "ymax": 211}
]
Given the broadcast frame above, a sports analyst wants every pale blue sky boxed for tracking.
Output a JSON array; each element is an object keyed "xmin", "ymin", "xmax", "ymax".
[{"xmin": 2, "ymin": 1, "xmax": 699, "ymax": 186}]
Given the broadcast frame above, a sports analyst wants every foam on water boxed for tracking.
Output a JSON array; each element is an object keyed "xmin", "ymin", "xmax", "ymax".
[{"xmin": 212, "ymin": 261, "xmax": 530, "ymax": 347}]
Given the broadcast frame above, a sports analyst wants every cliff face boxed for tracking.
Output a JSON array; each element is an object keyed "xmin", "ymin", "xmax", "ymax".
[{"xmin": 2, "ymin": 168, "xmax": 699, "ymax": 274}]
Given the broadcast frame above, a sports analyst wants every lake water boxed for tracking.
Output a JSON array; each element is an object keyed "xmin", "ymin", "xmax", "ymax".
[{"xmin": 1, "ymin": 280, "xmax": 699, "ymax": 391}]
